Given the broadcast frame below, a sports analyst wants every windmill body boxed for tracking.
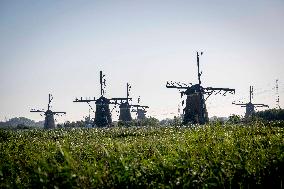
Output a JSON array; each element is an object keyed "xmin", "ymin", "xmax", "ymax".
[
  {"xmin": 44, "ymin": 110, "xmax": 56, "ymax": 129},
  {"xmin": 182, "ymin": 84, "xmax": 209, "ymax": 124},
  {"xmin": 30, "ymin": 94, "xmax": 66, "ymax": 129},
  {"xmin": 119, "ymin": 102, "xmax": 132, "ymax": 121},
  {"xmin": 137, "ymin": 108, "xmax": 147, "ymax": 120},
  {"xmin": 245, "ymin": 102, "xmax": 255, "ymax": 117},
  {"xmin": 167, "ymin": 52, "xmax": 235, "ymax": 125},
  {"xmin": 94, "ymin": 96, "xmax": 112, "ymax": 127}
]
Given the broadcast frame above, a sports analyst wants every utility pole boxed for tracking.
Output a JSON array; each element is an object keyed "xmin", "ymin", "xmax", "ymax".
[{"xmin": 276, "ymin": 79, "xmax": 280, "ymax": 109}]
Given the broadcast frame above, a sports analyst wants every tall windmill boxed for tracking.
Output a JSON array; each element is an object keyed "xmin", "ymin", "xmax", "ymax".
[
  {"xmin": 233, "ymin": 86, "xmax": 269, "ymax": 117},
  {"xmin": 166, "ymin": 52, "xmax": 235, "ymax": 125},
  {"xmin": 74, "ymin": 71, "xmax": 131, "ymax": 127},
  {"xmin": 30, "ymin": 94, "xmax": 66, "ymax": 129}
]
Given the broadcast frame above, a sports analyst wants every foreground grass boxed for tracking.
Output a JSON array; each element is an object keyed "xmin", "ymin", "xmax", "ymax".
[{"xmin": 0, "ymin": 123, "xmax": 283, "ymax": 188}]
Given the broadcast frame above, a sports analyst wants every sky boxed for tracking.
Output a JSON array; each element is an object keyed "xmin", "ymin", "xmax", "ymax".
[{"xmin": 0, "ymin": 0, "xmax": 284, "ymax": 122}]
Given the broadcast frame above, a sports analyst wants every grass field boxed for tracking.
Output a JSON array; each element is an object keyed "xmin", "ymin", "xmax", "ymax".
[{"xmin": 0, "ymin": 122, "xmax": 283, "ymax": 188}]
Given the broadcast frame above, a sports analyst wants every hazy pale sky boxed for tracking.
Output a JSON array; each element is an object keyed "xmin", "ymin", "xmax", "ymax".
[{"xmin": 0, "ymin": 0, "xmax": 284, "ymax": 122}]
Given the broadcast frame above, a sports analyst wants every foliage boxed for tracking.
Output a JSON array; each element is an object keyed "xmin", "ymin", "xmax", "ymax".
[
  {"xmin": 0, "ymin": 117, "xmax": 43, "ymax": 128},
  {"xmin": 60, "ymin": 120, "xmax": 85, "ymax": 128},
  {"xmin": 160, "ymin": 116, "xmax": 183, "ymax": 127},
  {"xmin": 0, "ymin": 123, "xmax": 284, "ymax": 188},
  {"xmin": 228, "ymin": 114, "xmax": 242, "ymax": 124},
  {"xmin": 140, "ymin": 116, "xmax": 160, "ymax": 126},
  {"xmin": 253, "ymin": 108, "xmax": 284, "ymax": 121},
  {"xmin": 16, "ymin": 124, "xmax": 32, "ymax": 130},
  {"xmin": 210, "ymin": 117, "xmax": 226, "ymax": 125},
  {"xmin": 118, "ymin": 117, "xmax": 160, "ymax": 127}
]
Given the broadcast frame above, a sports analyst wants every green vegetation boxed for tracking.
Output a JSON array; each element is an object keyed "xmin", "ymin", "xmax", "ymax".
[
  {"xmin": 0, "ymin": 123, "xmax": 283, "ymax": 188},
  {"xmin": 0, "ymin": 117, "xmax": 43, "ymax": 129},
  {"xmin": 254, "ymin": 109, "xmax": 284, "ymax": 121},
  {"xmin": 117, "ymin": 117, "xmax": 160, "ymax": 127}
]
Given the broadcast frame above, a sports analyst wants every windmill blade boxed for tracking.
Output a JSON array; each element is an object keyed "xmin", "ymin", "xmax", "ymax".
[
  {"xmin": 87, "ymin": 102, "xmax": 96, "ymax": 114},
  {"xmin": 53, "ymin": 111, "xmax": 66, "ymax": 114},
  {"xmin": 222, "ymin": 91, "xmax": 228, "ymax": 96},
  {"xmin": 254, "ymin": 104, "xmax": 269, "ymax": 108},
  {"xmin": 234, "ymin": 103, "xmax": 247, "ymax": 106},
  {"xmin": 30, "ymin": 110, "xmax": 45, "ymax": 113}
]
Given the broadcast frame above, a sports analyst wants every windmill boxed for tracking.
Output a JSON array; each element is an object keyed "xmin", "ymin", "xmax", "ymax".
[
  {"xmin": 116, "ymin": 84, "xmax": 150, "ymax": 122},
  {"xmin": 131, "ymin": 96, "xmax": 149, "ymax": 120},
  {"xmin": 118, "ymin": 83, "xmax": 132, "ymax": 122},
  {"xmin": 233, "ymin": 86, "xmax": 269, "ymax": 117},
  {"xmin": 30, "ymin": 94, "xmax": 66, "ymax": 129},
  {"xmin": 74, "ymin": 71, "xmax": 131, "ymax": 127},
  {"xmin": 131, "ymin": 105, "xmax": 149, "ymax": 120},
  {"xmin": 166, "ymin": 52, "xmax": 235, "ymax": 125}
]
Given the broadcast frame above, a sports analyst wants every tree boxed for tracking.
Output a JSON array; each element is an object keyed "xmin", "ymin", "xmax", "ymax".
[
  {"xmin": 253, "ymin": 109, "xmax": 284, "ymax": 121},
  {"xmin": 228, "ymin": 114, "xmax": 241, "ymax": 124}
]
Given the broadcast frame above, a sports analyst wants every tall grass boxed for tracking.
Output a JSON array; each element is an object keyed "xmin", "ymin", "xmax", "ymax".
[{"xmin": 0, "ymin": 123, "xmax": 283, "ymax": 188}]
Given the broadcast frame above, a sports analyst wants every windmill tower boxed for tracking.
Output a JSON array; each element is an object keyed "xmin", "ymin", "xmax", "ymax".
[
  {"xmin": 30, "ymin": 94, "xmax": 66, "ymax": 129},
  {"xmin": 74, "ymin": 71, "xmax": 131, "ymax": 127},
  {"xmin": 118, "ymin": 83, "xmax": 132, "ymax": 122},
  {"xmin": 167, "ymin": 52, "xmax": 235, "ymax": 125},
  {"xmin": 233, "ymin": 86, "xmax": 269, "ymax": 117}
]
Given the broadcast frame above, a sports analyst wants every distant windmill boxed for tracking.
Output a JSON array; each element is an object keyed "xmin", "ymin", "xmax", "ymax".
[
  {"xmin": 233, "ymin": 86, "xmax": 269, "ymax": 117},
  {"xmin": 166, "ymin": 52, "xmax": 235, "ymax": 125},
  {"xmin": 130, "ymin": 96, "xmax": 149, "ymax": 120},
  {"xmin": 131, "ymin": 105, "xmax": 149, "ymax": 120},
  {"xmin": 74, "ymin": 71, "xmax": 131, "ymax": 127},
  {"xmin": 30, "ymin": 94, "xmax": 66, "ymax": 129}
]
